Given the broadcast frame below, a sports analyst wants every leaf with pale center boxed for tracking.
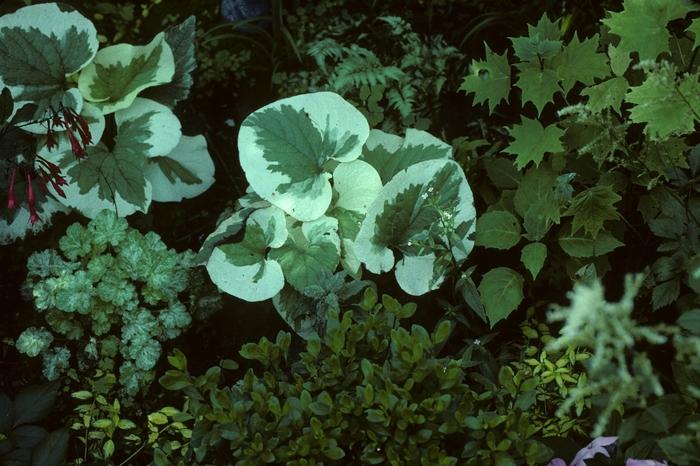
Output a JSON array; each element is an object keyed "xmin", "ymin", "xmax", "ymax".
[
  {"xmin": 0, "ymin": 3, "xmax": 98, "ymax": 118},
  {"xmin": 239, "ymin": 92, "xmax": 369, "ymax": 221}
]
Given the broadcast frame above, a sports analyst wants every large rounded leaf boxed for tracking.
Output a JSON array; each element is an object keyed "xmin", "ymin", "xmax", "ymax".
[
  {"xmin": 114, "ymin": 98, "xmax": 182, "ymax": 157},
  {"xmin": 330, "ymin": 160, "xmax": 382, "ymax": 276},
  {"xmin": 0, "ymin": 3, "xmax": 98, "ymax": 118},
  {"xmin": 361, "ymin": 128, "xmax": 452, "ymax": 184},
  {"xmin": 145, "ymin": 134, "xmax": 215, "ymax": 202},
  {"xmin": 206, "ymin": 206, "xmax": 288, "ymax": 301},
  {"xmin": 78, "ymin": 33, "xmax": 175, "ymax": 114},
  {"xmin": 355, "ymin": 159, "xmax": 476, "ymax": 294},
  {"xmin": 332, "ymin": 160, "xmax": 382, "ymax": 213},
  {"xmin": 238, "ymin": 92, "xmax": 369, "ymax": 222}
]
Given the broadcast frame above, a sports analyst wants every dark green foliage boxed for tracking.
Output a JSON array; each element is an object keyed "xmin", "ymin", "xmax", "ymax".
[
  {"xmin": 156, "ymin": 289, "xmax": 552, "ymax": 465},
  {"xmin": 0, "ymin": 382, "xmax": 68, "ymax": 466}
]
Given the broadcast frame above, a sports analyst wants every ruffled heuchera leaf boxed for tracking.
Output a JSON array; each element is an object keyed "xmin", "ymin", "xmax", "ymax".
[
  {"xmin": 238, "ymin": 92, "xmax": 369, "ymax": 222},
  {"xmin": 269, "ymin": 216, "xmax": 340, "ymax": 293},
  {"xmin": 459, "ymin": 43, "xmax": 511, "ymax": 113},
  {"xmin": 0, "ymin": 3, "xmax": 98, "ymax": 119},
  {"xmin": 206, "ymin": 206, "xmax": 288, "ymax": 302},
  {"xmin": 146, "ymin": 135, "xmax": 215, "ymax": 202},
  {"xmin": 354, "ymin": 159, "xmax": 476, "ymax": 295},
  {"xmin": 361, "ymin": 128, "xmax": 452, "ymax": 184},
  {"xmin": 78, "ymin": 33, "xmax": 175, "ymax": 114},
  {"xmin": 601, "ymin": 0, "xmax": 698, "ymax": 61}
]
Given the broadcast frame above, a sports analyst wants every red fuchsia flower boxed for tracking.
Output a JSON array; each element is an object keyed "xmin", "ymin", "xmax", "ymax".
[
  {"xmin": 45, "ymin": 105, "xmax": 92, "ymax": 159},
  {"xmin": 66, "ymin": 128, "xmax": 86, "ymax": 159},
  {"xmin": 25, "ymin": 172, "xmax": 39, "ymax": 224},
  {"xmin": 6, "ymin": 166, "xmax": 17, "ymax": 209},
  {"xmin": 36, "ymin": 156, "xmax": 67, "ymax": 198},
  {"xmin": 45, "ymin": 129, "xmax": 57, "ymax": 151}
]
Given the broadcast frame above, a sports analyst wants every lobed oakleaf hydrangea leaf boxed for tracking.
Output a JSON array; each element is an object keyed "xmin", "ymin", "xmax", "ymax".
[
  {"xmin": 514, "ymin": 66, "xmax": 561, "ymax": 116},
  {"xmin": 601, "ymin": 0, "xmax": 698, "ymax": 61},
  {"xmin": 625, "ymin": 63, "xmax": 700, "ymax": 140},
  {"xmin": 551, "ymin": 33, "xmax": 609, "ymax": 94},
  {"xmin": 688, "ymin": 18, "xmax": 700, "ymax": 52},
  {"xmin": 510, "ymin": 32, "xmax": 561, "ymax": 63},
  {"xmin": 78, "ymin": 33, "xmax": 175, "ymax": 114},
  {"xmin": 459, "ymin": 43, "xmax": 511, "ymax": 113},
  {"xmin": 581, "ymin": 76, "xmax": 628, "ymax": 114},
  {"xmin": 207, "ymin": 206, "xmax": 288, "ymax": 301},
  {"xmin": 0, "ymin": 3, "xmax": 98, "ymax": 118},
  {"xmin": 503, "ymin": 117, "xmax": 564, "ymax": 169},
  {"xmin": 478, "ymin": 267, "xmax": 524, "ymax": 327},
  {"xmin": 527, "ymin": 13, "xmax": 562, "ymax": 42},
  {"xmin": 608, "ymin": 44, "xmax": 632, "ymax": 76},
  {"xmin": 564, "ymin": 185, "xmax": 621, "ymax": 238},
  {"xmin": 239, "ymin": 92, "xmax": 369, "ymax": 222}
]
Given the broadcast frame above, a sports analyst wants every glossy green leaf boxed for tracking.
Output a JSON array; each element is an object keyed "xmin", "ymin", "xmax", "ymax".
[
  {"xmin": 521, "ymin": 242, "xmax": 547, "ymax": 279},
  {"xmin": 478, "ymin": 267, "xmax": 524, "ymax": 327},
  {"xmin": 475, "ymin": 210, "xmax": 521, "ymax": 250}
]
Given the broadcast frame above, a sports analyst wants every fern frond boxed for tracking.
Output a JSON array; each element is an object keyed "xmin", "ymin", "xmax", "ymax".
[
  {"xmin": 332, "ymin": 47, "xmax": 405, "ymax": 90},
  {"xmin": 306, "ymin": 38, "xmax": 344, "ymax": 72},
  {"xmin": 387, "ymin": 84, "xmax": 416, "ymax": 118}
]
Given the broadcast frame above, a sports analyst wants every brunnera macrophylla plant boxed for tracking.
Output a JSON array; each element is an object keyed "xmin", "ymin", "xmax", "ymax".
[
  {"xmin": 199, "ymin": 91, "xmax": 476, "ymax": 337},
  {"xmin": 0, "ymin": 3, "xmax": 215, "ymax": 244}
]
